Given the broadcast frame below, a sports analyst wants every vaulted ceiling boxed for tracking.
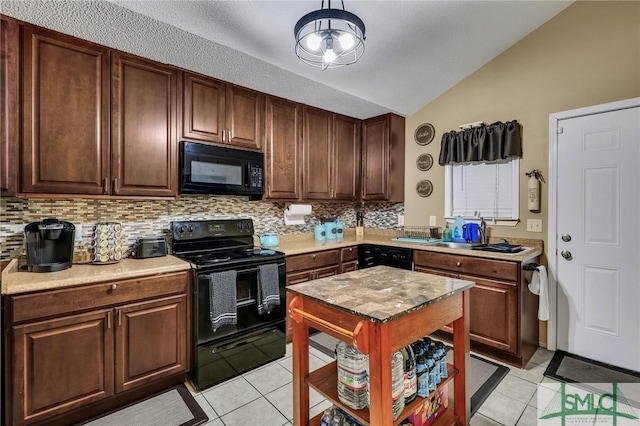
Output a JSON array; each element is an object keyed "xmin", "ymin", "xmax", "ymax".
[{"xmin": 5, "ymin": 1, "xmax": 573, "ymax": 119}]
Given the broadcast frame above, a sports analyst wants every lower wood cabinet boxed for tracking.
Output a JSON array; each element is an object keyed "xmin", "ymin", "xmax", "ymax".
[
  {"xmin": 5, "ymin": 272, "xmax": 189, "ymax": 426},
  {"xmin": 340, "ymin": 246, "xmax": 358, "ymax": 273},
  {"xmin": 414, "ymin": 250, "xmax": 539, "ymax": 368}
]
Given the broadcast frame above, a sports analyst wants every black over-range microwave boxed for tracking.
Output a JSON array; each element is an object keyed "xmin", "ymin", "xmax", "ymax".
[{"xmin": 179, "ymin": 141, "xmax": 264, "ymax": 200}]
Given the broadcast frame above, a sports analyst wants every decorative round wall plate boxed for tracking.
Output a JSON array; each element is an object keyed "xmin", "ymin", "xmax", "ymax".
[
  {"xmin": 416, "ymin": 153, "xmax": 433, "ymax": 171},
  {"xmin": 414, "ymin": 123, "xmax": 435, "ymax": 146},
  {"xmin": 416, "ymin": 180, "xmax": 433, "ymax": 197}
]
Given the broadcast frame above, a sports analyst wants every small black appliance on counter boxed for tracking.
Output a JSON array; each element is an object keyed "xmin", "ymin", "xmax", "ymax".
[
  {"xmin": 24, "ymin": 218, "xmax": 75, "ymax": 272},
  {"xmin": 132, "ymin": 237, "xmax": 168, "ymax": 259}
]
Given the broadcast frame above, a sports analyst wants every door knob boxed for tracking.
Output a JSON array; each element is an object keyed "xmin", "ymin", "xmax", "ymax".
[
  {"xmin": 561, "ymin": 234, "xmax": 572, "ymax": 242},
  {"xmin": 561, "ymin": 250, "xmax": 572, "ymax": 260}
]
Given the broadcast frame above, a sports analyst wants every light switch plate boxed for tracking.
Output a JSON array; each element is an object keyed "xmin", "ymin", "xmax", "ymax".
[
  {"xmin": 429, "ymin": 215, "xmax": 437, "ymax": 226},
  {"xmin": 526, "ymin": 219, "xmax": 543, "ymax": 233},
  {"xmin": 398, "ymin": 214, "xmax": 404, "ymax": 226}
]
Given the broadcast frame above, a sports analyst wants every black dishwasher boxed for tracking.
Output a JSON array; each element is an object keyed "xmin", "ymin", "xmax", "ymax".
[{"xmin": 358, "ymin": 244, "xmax": 413, "ymax": 270}]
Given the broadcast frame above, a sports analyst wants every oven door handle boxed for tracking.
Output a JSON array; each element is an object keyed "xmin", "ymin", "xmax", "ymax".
[
  {"xmin": 217, "ymin": 262, "xmax": 285, "ymax": 275},
  {"xmin": 210, "ymin": 327, "xmax": 279, "ymax": 354}
]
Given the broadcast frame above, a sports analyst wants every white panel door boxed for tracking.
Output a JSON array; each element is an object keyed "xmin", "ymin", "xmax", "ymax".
[{"xmin": 556, "ymin": 106, "xmax": 640, "ymax": 371}]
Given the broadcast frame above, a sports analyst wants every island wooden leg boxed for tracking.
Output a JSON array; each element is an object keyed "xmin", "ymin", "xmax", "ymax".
[
  {"xmin": 367, "ymin": 322, "xmax": 393, "ymax": 426},
  {"xmin": 452, "ymin": 289, "xmax": 470, "ymax": 425},
  {"xmin": 291, "ymin": 302, "xmax": 310, "ymax": 426}
]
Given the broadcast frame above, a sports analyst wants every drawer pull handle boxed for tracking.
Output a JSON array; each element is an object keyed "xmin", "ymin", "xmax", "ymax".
[
  {"xmin": 118, "ymin": 310, "xmax": 122, "ymax": 326},
  {"xmin": 456, "ymin": 262, "xmax": 461, "ymax": 267},
  {"xmin": 107, "ymin": 311, "xmax": 112, "ymax": 329}
]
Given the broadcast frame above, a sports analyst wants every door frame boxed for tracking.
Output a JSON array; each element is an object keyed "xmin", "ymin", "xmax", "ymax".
[{"xmin": 547, "ymin": 97, "xmax": 640, "ymax": 351}]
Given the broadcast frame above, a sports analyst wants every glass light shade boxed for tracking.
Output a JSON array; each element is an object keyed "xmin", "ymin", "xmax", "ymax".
[{"xmin": 294, "ymin": 6, "xmax": 366, "ymax": 70}]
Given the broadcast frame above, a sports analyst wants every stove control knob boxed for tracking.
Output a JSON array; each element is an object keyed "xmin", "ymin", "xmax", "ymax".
[
  {"xmin": 187, "ymin": 225, "xmax": 194, "ymax": 233},
  {"xmin": 177, "ymin": 226, "xmax": 185, "ymax": 234},
  {"xmin": 237, "ymin": 222, "xmax": 243, "ymax": 230}
]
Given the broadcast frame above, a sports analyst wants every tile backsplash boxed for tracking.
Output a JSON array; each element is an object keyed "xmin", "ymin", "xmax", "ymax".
[{"xmin": 0, "ymin": 196, "xmax": 403, "ymax": 261}]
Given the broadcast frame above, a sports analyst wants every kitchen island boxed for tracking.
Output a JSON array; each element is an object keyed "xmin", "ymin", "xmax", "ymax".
[{"xmin": 287, "ymin": 265, "xmax": 474, "ymax": 426}]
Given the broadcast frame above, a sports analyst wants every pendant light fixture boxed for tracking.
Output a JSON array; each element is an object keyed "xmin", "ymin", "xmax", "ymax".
[{"xmin": 294, "ymin": 0, "xmax": 366, "ymax": 70}]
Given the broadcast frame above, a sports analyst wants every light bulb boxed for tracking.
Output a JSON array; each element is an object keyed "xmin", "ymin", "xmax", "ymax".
[
  {"xmin": 339, "ymin": 33, "xmax": 354, "ymax": 50},
  {"xmin": 306, "ymin": 33, "xmax": 321, "ymax": 51},
  {"xmin": 323, "ymin": 49, "xmax": 336, "ymax": 63}
]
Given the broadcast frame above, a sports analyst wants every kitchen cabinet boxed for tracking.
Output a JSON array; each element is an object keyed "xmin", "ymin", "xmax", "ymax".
[
  {"xmin": 182, "ymin": 71, "xmax": 264, "ymax": 151},
  {"xmin": 111, "ymin": 52, "xmax": 178, "ymax": 197},
  {"xmin": 4, "ymin": 271, "xmax": 189, "ymax": 426},
  {"xmin": 285, "ymin": 249, "xmax": 341, "ymax": 338},
  {"xmin": 1, "ymin": 16, "xmax": 18, "ymax": 196},
  {"xmin": 19, "ymin": 24, "xmax": 178, "ymax": 198},
  {"xmin": 340, "ymin": 246, "xmax": 359, "ymax": 273},
  {"xmin": 361, "ymin": 113, "xmax": 405, "ymax": 202},
  {"xmin": 264, "ymin": 96, "xmax": 302, "ymax": 199},
  {"xmin": 302, "ymin": 106, "xmax": 360, "ymax": 201},
  {"xmin": 414, "ymin": 250, "xmax": 539, "ymax": 367},
  {"xmin": 20, "ymin": 25, "xmax": 110, "ymax": 195}
]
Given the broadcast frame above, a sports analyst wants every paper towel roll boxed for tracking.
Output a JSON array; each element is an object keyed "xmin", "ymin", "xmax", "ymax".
[{"xmin": 284, "ymin": 204, "xmax": 312, "ymax": 225}]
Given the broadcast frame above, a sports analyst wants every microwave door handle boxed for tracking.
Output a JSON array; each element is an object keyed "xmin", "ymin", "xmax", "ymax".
[{"xmin": 245, "ymin": 164, "xmax": 251, "ymax": 188}]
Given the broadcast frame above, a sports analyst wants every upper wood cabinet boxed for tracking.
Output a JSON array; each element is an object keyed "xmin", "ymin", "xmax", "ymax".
[
  {"xmin": 182, "ymin": 72, "xmax": 264, "ymax": 151},
  {"xmin": 111, "ymin": 52, "xmax": 178, "ymax": 197},
  {"xmin": 302, "ymin": 106, "xmax": 361, "ymax": 201},
  {"xmin": 361, "ymin": 113, "xmax": 405, "ymax": 202},
  {"xmin": 1, "ymin": 16, "xmax": 18, "ymax": 196},
  {"xmin": 264, "ymin": 96, "xmax": 301, "ymax": 200},
  {"xmin": 20, "ymin": 25, "xmax": 110, "ymax": 195},
  {"xmin": 19, "ymin": 25, "xmax": 178, "ymax": 198}
]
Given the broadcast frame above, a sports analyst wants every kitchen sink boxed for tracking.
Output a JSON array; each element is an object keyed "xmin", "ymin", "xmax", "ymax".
[{"xmin": 429, "ymin": 242, "xmax": 476, "ymax": 249}]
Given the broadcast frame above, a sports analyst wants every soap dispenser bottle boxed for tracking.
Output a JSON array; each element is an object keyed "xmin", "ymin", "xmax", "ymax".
[{"xmin": 443, "ymin": 224, "xmax": 452, "ymax": 242}]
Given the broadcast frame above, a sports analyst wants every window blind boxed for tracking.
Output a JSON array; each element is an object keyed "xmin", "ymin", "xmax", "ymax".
[{"xmin": 447, "ymin": 159, "xmax": 519, "ymax": 220}]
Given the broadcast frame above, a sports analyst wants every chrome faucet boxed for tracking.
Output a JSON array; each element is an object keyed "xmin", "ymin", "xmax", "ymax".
[{"xmin": 479, "ymin": 218, "xmax": 487, "ymax": 245}]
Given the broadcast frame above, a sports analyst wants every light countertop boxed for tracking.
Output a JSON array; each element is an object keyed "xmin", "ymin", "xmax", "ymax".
[
  {"xmin": 269, "ymin": 229, "xmax": 543, "ymax": 262},
  {"xmin": 1, "ymin": 256, "xmax": 192, "ymax": 295},
  {"xmin": 287, "ymin": 265, "xmax": 475, "ymax": 324}
]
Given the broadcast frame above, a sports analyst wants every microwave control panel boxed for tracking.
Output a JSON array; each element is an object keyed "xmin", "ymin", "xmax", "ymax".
[{"xmin": 250, "ymin": 164, "xmax": 263, "ymax": 189}]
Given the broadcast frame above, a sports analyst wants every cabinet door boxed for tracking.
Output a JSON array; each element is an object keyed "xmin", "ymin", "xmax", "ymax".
[
  {"xmin": 361, "ymin": 115, "xmax": 389, "ymax": 201},
  {"xmin": 333, "ymin": 114, "xmax": 361, "ymax": 201},
  {"xmin": 1, "ymin": 16, "xmax": 18, "ymax": 196},
  {"xmin": 265, "ymin": 96, "xmax": 301, "ymax": 199},
  {"xmin": 111, "ymin": 52, "xmax": 177, "ymax": 197},
  {"xmin": 415, "ymin": 266, "xmax": 518, "ymax": 354},
  {"xmin": 12, "ymin": 310, "xmax": 113, "ymax": 425},
  {"xmin": 21, "ymin": 25, "xmax": 110, "ymax": 195},
  {"xmin": 226, "ymin": 85, "xmax": 263, "ymax": 151},
  {"xmin": 182, "ymin": 72, "xmax": 226, "ymax": 144},
  {"xmin": 460, "ymin": 273, "xmax": 518, "ymax": 354},
  {"xmin": 115, "ymin": 295, "xmax": 187, "ymax": 393},
  {"xmin": 302, "ymin": 106, "xmax": 333, "ymax": 200}
]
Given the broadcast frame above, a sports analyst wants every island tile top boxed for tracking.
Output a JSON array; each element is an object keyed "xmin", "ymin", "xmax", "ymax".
[{"xmin": 287, "ymin": 265, "xmax": 475, "ymax": 324}]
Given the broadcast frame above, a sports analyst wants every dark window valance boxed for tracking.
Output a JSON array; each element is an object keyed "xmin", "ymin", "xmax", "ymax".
[{"xmin": 438, "ymin": 120, "xmax": 522, "ymax": 165}]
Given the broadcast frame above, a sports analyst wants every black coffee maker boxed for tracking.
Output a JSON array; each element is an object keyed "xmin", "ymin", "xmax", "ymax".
[{"xmin": 24, "ymin": 218, "xmax": 75, "ymax": 272}]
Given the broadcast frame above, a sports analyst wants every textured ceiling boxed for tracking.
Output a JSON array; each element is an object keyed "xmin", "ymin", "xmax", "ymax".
[{"xmin": 3, "ymin": 0, "xmax": 572, "ymax": 119}]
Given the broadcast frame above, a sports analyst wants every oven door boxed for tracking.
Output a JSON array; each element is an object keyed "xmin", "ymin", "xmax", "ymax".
[
  {"xmin": 193, "ymin": 322, "xmax": 286, "ymax": 391},
  {"xmin": 196, "ymin": 261, "xmax": 286, "ymax": 344}
]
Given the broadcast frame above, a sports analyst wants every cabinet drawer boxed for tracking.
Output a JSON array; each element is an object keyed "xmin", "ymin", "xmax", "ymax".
[
  {"xmin": 340, "ymin": 246, "xmax": 358, "ymax": 262},
  {"xmin": 414, "ymin": 251, "xmax": 518, "ymax": 281},
  {"xmin": 10, "ymin": 272, "xmax": 188, "ymax": 323},
  {"xmin": 286, "ymin": 250, "xmax": 340, "ymax": 272}
]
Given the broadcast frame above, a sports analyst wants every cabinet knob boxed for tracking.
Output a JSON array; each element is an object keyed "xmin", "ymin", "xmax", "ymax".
[
  {"xmin": 456, "ymin": 262, "xmax": 461, "ymax": 267},
  {"xmin": 348, "ymin": 248, "xmax": 353, "ymax": 252},
  {"xmin": 111, "ymin": 283, "xmax": 117, "ymax": 290},
  {"xmin": 312, "ymin": 254, "xmax": 316, "ymax": 259}
]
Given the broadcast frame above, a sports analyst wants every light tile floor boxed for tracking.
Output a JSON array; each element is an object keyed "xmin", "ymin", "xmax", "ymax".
[{"xmin": 187, "ymin": 343, "xmax": 560, "ymax": 426}]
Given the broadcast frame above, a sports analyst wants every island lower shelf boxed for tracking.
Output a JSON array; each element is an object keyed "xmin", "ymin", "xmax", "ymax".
[{"xmin": 307, "ymin": 361, "xmax": 458, "ymax": 426}]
